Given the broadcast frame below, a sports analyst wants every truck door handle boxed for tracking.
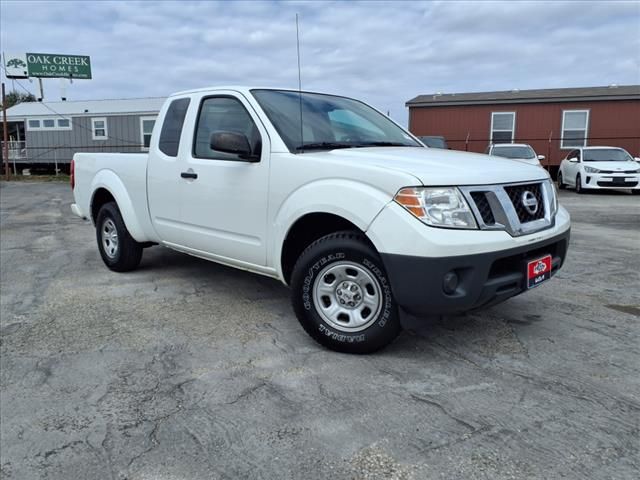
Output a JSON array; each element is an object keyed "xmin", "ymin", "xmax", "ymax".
[{"xmin": 181, "ymin": 171, "xmax": 198, "ymax": 179}]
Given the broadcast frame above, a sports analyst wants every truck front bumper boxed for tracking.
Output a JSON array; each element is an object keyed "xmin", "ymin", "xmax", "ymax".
[{"xmin": 380, "ymin": 229, "xmax": 569, "ymax": 315}]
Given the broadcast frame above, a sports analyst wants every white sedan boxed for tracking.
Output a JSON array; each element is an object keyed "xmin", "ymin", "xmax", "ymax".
[
  {"xmin": 558, "ymin": 146, "xmax": 640, "ymax": 194},
  {"xmin": 485, "ymin": 143, "xmax": 545, "ymax": 166}
]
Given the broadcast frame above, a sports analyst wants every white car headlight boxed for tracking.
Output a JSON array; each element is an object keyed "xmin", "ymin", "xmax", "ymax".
[
  {"xmin": 584, "ymin": 166, "xmax": 600, "ymax": 173},
  {"xmin": 394, "ymin": 187, "xmax": 478, "ymax": 229}
]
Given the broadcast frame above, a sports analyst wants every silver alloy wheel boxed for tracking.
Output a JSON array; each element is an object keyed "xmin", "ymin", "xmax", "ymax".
[
  {"xmin": 101, "ymin": 218, "xmax": 119, "ymax": 258},
  {"xmin": 312, "ymin": 261, "xmax": 383, "ymax": 332}
]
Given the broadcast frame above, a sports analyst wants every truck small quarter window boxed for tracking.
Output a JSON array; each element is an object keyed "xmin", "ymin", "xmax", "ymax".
[
  {"xmin": 159, "ymin": 98, "xmax": 190, "ymax": 156},
  {"xmin": 193, "ymin": 96, "xmax": 261, "ymax": 161}
]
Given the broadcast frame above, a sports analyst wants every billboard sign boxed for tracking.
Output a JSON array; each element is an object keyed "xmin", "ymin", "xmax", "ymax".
[{"xmin": 3, "ymin": 52, "xmax": 92, "ymax": 79}]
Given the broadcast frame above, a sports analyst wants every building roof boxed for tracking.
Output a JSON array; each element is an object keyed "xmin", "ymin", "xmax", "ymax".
[
  {"xmin": 406, "ymin": 85, "xmax": 640, "ymax": 107},
  {"xmin": 5, "ymin": 97, "xmax": 166, "ymax": 119}
]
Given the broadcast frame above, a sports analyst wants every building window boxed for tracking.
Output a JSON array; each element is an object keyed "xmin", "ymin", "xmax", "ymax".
[
  {"xmin": 26, "ymin": 117, "xmax": 72, "ymax": 131},
  {"xmin": 92, "ymin": 117, "xmax": 108, "ymax": 140},
  {"xmin": 561, "ymin": 110, "xmax": 589, "ymax": 149},
  {"xmin": 140, "ymin": 116, "xmax": 156, "ymax": 150},
  {"xmin": 490, "ymin": 112, "xmax": 515, "ymax": 144}
]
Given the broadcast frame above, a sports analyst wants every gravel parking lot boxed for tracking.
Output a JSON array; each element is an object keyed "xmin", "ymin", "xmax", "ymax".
[{"xmin": 1, "ymin": 182, "xmax": 639, "ymax": 480}]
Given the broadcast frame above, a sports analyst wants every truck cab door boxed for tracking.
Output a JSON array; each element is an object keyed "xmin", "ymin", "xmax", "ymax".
[{"xmin": 172, "ymin": 92, "xmax": 271, "ymax": 267}]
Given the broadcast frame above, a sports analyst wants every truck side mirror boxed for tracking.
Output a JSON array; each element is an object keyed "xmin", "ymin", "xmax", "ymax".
[{"xmin": 209, "ymin": 131, "xmax": 259, "ymax": 161}]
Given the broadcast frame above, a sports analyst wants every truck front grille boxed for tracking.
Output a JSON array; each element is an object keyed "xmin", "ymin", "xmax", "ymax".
[
  {"xmin": 504, "ymin": 183, "xmax": 545, "ymax": 223},
  {"xmin": 470, "ymin": 192, "xmax": 496, "ymax": 225},
  {"xmin": 461, "ymin": 180, "xmax": 555, "ymax": 237}
]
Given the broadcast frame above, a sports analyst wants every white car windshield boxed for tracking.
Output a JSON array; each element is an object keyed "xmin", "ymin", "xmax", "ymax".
[
  {"xmin": 252, "ymin": 89, "xmax": 420, "ymax": 152},
  {"xmin": 583, "ymin": 149, "xmax": 633, "ymax": 162},
  {"xmin": 492, "ymin": 146, "xmax": 536, "ymax": 159}
]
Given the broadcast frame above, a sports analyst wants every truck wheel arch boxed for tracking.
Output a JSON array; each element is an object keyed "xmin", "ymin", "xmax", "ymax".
[
  {"xmin": 273, "ymin": 180, "xmax": 393, "ymax": 284},
  {"xmin": 91, "ymin": 188, "xmax": 116, "ymax": 224},
  {"xmin": 89, "ymin": 171, "xmax": 147, "ymax": 242},
  {"xmin": 280, "ymin": 212, "xmax": 378, "ymax": 285}
]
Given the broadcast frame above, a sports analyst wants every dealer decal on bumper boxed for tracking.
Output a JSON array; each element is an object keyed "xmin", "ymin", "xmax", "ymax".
[{"xmin": 527, "ymin": 255, "xmax": 552, "ymax": 289}]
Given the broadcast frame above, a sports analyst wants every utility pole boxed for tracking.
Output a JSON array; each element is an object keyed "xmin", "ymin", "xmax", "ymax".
[{"xmin": 2, "ymin": 82, "xmax": 9, "ymax": 180}]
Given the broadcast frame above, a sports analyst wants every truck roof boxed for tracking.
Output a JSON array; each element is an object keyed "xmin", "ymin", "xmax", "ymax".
[{"xmin": 170, "ymin": 86, "xmax": 338, "ymax": 97}]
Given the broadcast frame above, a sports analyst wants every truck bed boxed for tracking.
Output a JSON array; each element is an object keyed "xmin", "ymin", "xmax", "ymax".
[{"xmin": 72, "ymin": 153, "xmax": 158, "ymax": 242}]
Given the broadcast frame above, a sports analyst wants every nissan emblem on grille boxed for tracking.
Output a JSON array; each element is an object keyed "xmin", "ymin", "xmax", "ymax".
[{"xmin": 521, "ymin": 191, "xmax": 539, "ymax": 215}]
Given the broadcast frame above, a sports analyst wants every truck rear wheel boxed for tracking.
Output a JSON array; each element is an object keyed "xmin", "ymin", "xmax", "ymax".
[
  {"xmin": 96, "ymin": 202, "xmax": 143, "ymax": 272},
  {"xmin": 290, "ymin": 231, "xmax": 401, "ymax": 353}
]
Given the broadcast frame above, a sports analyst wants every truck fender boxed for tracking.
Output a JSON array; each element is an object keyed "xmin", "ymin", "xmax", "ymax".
[
  {"xmin": 271, "ymin": 179, "xmax": 392, "ymax": 279},
  {"xmin": 90, "ymin": 169, "xmax": 148, "ymax": 242}
]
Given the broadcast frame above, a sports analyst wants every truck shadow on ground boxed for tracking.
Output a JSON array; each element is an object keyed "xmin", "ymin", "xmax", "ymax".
[{"xmin": 134, "ymin": 245, "xmax": 530, "ymax": 359}]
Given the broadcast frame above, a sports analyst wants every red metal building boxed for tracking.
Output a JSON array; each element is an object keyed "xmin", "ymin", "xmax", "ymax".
[{"xmin": 406, "ymin": 85, "xmax": 640, "ymax": 174}]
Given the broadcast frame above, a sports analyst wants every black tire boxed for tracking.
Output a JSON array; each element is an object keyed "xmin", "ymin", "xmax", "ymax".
[
  {"xmin": 290, "ymin": 231, "xmax": 401, "ymax": 354},
  {"xmin": 557, "ymin": 172, "xmax": 566, "ymax": 190},
  {"xmin": 95, "ymin": 202, "xmax": 143, "ymax": 272},
  {"xmin": 575, "ymin": 174, "xmax": 584, "ymax": 194}
]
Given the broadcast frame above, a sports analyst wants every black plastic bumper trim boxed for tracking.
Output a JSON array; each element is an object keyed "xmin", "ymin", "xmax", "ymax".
[{"xmin": 380, "ymin": 228, "xmax": 570, "ymax": 315}]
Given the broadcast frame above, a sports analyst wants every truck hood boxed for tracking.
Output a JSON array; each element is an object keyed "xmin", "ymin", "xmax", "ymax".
[
  {"xmin": 303, "ymin": 147, "xmax": 549, "ymax": 186},
  {"xmin": 583, "ymin": 161, "xmax": 640, "ymax": 171}
]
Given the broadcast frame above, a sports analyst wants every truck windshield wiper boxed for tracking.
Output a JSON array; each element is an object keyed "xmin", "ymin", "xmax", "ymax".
[{"xmin": 295, "ymin": 142, "xmax": 356, "ymax": 152}]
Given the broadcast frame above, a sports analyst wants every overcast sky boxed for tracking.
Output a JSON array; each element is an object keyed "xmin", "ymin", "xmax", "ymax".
[{"xmin": 1, "ymin": 0, "xmax": 639, "ymax": 124}]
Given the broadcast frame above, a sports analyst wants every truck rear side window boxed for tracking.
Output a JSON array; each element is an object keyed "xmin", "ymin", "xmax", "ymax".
[{"xmin": 159, "ymin": 98, "xmax": 190, "ymax": 156}]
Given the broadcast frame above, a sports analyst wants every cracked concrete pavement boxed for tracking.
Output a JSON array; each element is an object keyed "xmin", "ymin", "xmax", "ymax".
[{"xmin": 1, "ymin": 182, "xmax": 639, "ymax": 479}]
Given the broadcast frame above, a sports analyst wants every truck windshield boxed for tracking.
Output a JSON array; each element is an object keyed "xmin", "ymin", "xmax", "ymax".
[
  {"xmin": 491, "ymin": 146, "xmax": 536, "ymax": 159},
  {"xmin": 583, "ymin": 149, "xmax": 633, "ymax": 162},
  {"xmin": 251, "ymin": 89, "xmax": 420, "ymax": 152}
]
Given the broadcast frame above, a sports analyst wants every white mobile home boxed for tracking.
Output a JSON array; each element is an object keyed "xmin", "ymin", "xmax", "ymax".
[{"xmin": 3, "ymin": 97, "xmax": 165, "ymax": 171}]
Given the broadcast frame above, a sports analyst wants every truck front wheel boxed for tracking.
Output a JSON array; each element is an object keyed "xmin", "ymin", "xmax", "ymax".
[
  {"xmin": 95, "ymin": 202, "xmax": 143, "ymax": 272},
  {"xmin": 290, "ymin": 231, "xmax": 401, "ymax": 353}
]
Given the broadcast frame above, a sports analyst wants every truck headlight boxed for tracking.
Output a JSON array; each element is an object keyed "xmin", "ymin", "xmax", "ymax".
[
  {"xmin": 395, "ymin": 187, "xmax": 478, "ymax": 229},
  {"xmin": 547, "ymin": 179, "xmax": 558, "ymax": 216},
  {"xmin": 584, "ymin": 166, "xmax": 600, "ymax": 173}
]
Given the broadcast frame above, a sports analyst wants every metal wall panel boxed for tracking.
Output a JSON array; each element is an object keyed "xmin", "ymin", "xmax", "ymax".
[{"xmin": 24, "ymin": 113, "xmax": 156, "ymax": 163}]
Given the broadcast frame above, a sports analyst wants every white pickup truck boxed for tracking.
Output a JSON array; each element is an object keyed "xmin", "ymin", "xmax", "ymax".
[{"xmin": 71, "ymin": 86, "xmax": 570, "ymax": 353}]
